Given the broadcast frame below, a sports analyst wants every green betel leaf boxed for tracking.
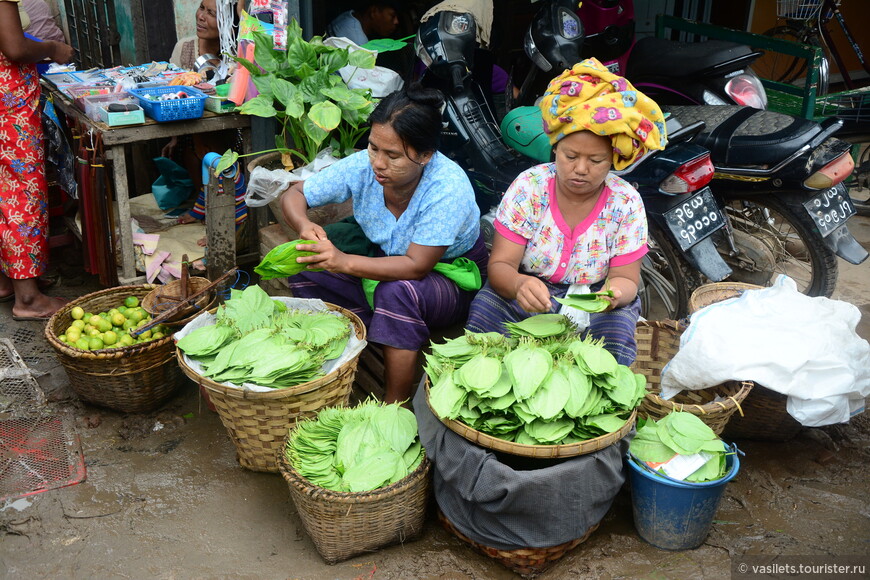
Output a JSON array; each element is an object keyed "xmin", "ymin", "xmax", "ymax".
[
  {"xmin": 456, "ymin": 354, "xmax": 502, "ymax": 395},
  {"xmin": 563, "ymin": 365, "xmax": 592, "ymax": 418},
  {"xmin": 428, "ymin": 371, "xmax": 466, "ymax": 420},
  {"xmin": 629, "ymin": 424, "xmax": 676, "ymax": 463},
  {"xmin": 585, "ymin": 413, "xmax": 627, "ymax": 433},
  {"xmin": 525, "ymin": 366, "xmax": 570, "ymax": 421},
  {"xmin": 238, "ymin": 94, "xmax": 277, "ymax": 118},
  {"xmin": 176, "ymin": 324, "xmax": 237, "ymax": 357},
  {"xmin": 308, "ymin": 100, "xmax": 343, "ymax": 132},
  {"xmin": 554, "ymin": 293, "xmax": 610, "ymax": 313},
  {"xmin": 523, "ymin": 416, "xmax": 574, "ymax": 444},
  {"xmin": 373, "ymin": 404, "xmax": 418, "ymax": 455},
  {"xmin": 685, "ymin": 453, "xmax": 726, "ymax": 483},
  {"xmin": 341, "ymin": 449, "xmax": 403, "ymax": 492}
]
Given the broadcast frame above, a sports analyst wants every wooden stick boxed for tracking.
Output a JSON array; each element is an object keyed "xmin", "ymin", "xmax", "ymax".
[{"xmin": 130, "ymin": 268, "xmax": 237, "ymax": 337}]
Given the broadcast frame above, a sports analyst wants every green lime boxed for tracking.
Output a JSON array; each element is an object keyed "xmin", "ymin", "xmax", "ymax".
[
  {"xmin": 88, "ymin": 337, "xmax": 104, "ymax": 350},
  {"xmin": 124, "ymin": 296, "xmax": 139, "ymax": 308},
  {"xmin": 75, "ymin": 338, "xmax": 90, "ymax": 350},
  {"xmin": 71, "ymin": 306, "xmax": 85, "ymax": 320},
  {"xmin": 103, "ymin": 331, "xmax": 118, "ymax": 346}
]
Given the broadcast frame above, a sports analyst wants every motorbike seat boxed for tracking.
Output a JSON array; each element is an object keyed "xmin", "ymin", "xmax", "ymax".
[
  {"xmin": 666, "ymin": 105, "xmax": 822, "ymax": 167},
  {"xmin": 627, "ymin": 37, "xmax": 756, "ymax": 77}
]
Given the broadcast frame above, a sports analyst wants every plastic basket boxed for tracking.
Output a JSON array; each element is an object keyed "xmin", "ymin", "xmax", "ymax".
[
  {"xmin": 278, "ymin": 433, "xmax": 430, "ymax": 564},
  {"xmin": 631, "ymin": 320, "xmax": 753, "ymax": 435},
  {"xmin": 776, "ymin": 0, "xmax": 821, "ymax": 20},
  {"xmin": 45, "ymin": 285, "xmax": 183, "ymax": 413},
  {"xmin": 129, "ymin": 85, "xmax": 207, "ymax": 122}
]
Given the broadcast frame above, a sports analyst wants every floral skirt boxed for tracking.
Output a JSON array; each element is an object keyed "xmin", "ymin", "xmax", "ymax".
[{"xmin": 0, "ymin": 63, "xmax": 48, "ymax": 280}]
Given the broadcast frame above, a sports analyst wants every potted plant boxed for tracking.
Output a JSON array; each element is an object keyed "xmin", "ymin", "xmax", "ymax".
[{"xmin": 216, "ymin": 19, "xmax": 377, "ymax": 174}]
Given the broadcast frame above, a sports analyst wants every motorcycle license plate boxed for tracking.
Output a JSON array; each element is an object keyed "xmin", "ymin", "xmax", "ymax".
[
  {"xmin": 803, "ymin": 184, "xmax": 857, "ymax": 238},
  {"xmin": 663, "ymin": 187, "xmax": 725, "ymax": 251}
]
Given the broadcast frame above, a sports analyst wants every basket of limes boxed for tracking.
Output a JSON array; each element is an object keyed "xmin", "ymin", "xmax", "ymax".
[{"xmin": 45, "ymin": 285, "xmax": 182, "ymax": 413}]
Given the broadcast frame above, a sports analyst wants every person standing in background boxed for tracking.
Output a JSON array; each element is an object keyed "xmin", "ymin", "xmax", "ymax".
[
  {"xmin": 20, "ymin": 0, "xmax": 65, "ymax": 43},
  {"xmin": 0, "ymin": 0, "xmax": 75, "ymax": 321},
  {"xmin": 326, "ymin": 1, "xmax": 399, "ymax": 46}
]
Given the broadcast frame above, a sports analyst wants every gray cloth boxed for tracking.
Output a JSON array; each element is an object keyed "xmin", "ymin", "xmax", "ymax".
[{"xmin": 413, "ymin": 381, "xmax": 632, "ymax": 550}]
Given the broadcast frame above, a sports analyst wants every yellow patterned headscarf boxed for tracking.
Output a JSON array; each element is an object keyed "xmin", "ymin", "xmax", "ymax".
[{"xmin": 539, "ymin": 58, "xmax": 667, "ymax": 170}]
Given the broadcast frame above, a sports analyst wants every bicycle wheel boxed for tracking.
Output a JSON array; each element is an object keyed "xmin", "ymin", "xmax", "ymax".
[
  {"xmin": 715, "ymin": 196, "xmax": 838, "ymax": 297},
  {"xmin": 753, "ymin": 25, "xmax": 826, "ymax": 89}
]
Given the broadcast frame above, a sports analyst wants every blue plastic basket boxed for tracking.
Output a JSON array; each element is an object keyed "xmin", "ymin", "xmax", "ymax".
[{"xmin": 129, "ymin": 85, "xmax": 207, "ymax": 122}]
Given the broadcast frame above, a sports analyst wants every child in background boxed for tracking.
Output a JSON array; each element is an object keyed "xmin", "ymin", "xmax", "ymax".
[{"xmin": 178, "ymin": 155, "xmax": 248, "ymax": 247}]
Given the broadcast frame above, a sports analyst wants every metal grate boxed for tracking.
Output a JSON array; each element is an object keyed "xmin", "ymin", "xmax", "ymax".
[
  {"xmin": 0, "ymin": 414, "xmax": 87, "ymax": 502},
  {"xmin": 5, "ymin": 328, "xmax": 54, "ymax": 366},
  {"xmin": 0, "ymin": 338, "xmax": 46, "ymax": 414},
  {"xmin": 62, "ymin": 0, "xmax": 121, "ymax": 69}
]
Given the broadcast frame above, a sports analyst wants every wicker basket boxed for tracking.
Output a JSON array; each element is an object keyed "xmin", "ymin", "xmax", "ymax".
[
  {"xmin": 425, "ymin": 379, "xmax": 635, "ymax": 458},
  {"xmin": 45, "ymin": 285, "xmax": 183, "ymax": 413},
  {"xmin": 439, "ymin": 510, "xmax": 599, "ymax": 578},
  {"xmin": 278, "ymin": 439, "xmax": 431, "ymax": 564},
  {"xmin": 631, "ymin": 320, "xmax": 753, "ymax": 435},
  {"xmin": 688, "ymin": 285, "xmax": 802, "ymax": 441},
  {"xmin": 141, "ymin": 276, "xmax": 215, "ymax": 327},
  {"xmin": 689, "ymin": 282, "xmax": 764, "ymax": 314},
  {"xmin": 721, "ymin": 384, "xmax": 803, "ymax": 441},
  {"xmin": 176, "ymin": 303, "xmax": 366, "ymax": 472}
]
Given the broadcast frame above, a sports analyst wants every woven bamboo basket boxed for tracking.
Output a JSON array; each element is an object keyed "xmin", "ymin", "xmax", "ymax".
[
  {"xmin": 45, "ymin": 285, "xmax": 182, "ymax": 413},
  {"xmin": 689, "ymin": 282, "xmax": 763, "ymax": 314},
  {"xmin": 439, "ymin": 510, "xmax": 599, "ymax": 578},
  {"xmin": 425, "ymin": 379, "xmax": 635, "ymax": 458},
  {"xmin": 278, "ymin": 438, "xmax": 431, "ymax": 564},
  {"xmin": 176, "ymin": 303, "xmax": 366, "ymax": 472},
  {"xmin": 141, "ymin": 276, "xmax": 215, "ymax": 327},
  {"xmin": 690, "ymin": 284, "xmax": 802, "ymax": 441},
  {"xmin": 631, "ymin": 320, "xmax": 753, "ymax": 435}
]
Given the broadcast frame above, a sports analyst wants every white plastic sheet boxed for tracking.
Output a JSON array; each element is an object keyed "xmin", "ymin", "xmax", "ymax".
[
  {"xmin": 660, "ymin": 276, "xmax": 870, "ymax": 427},
  {"xmin": 244, "ymin": 148, "xmax": 342, "ymax": 207}
]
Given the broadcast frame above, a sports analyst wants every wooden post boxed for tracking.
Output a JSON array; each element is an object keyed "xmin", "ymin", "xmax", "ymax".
[{"xmin": 205, "ymin": 169, "xmax": 236, "ymax": 301}]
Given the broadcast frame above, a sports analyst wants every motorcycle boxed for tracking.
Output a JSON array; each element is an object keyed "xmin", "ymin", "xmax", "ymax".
[
  {"xmin": 510, "ymin": 0, "xmax": 867, "ymax": 298},
  {"xmin": 415, "ymin": 2, "xmax": 732, "ymax": 319}
]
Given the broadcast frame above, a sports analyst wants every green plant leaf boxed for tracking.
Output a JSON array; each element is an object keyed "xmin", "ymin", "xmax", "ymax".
[
  {"xmin": 251, "ymin": 75, "xmax": 274, "ymax": 100},
  {"xmin": 319, "ymin": 50, "xmax": 349, "ymax": 74},
  {"xmin": 239, "ymin": 94, "xmax": 277, "ymax": 118},
  {"xmin": 348, "ymin": 49, "xmax": 377, "ymax": 68},
  {"xmin": 215, "ymin": 150, "xmax": 239, "ymax": 175},
  {"xmin": 272, "ymin": 78, "xmax": 303, "ymax": 118},
  {"xmin": 301, "ymin": 115, "xmax": 330, "ymax": 149},
  {"xmin": 309, "ymin": 100, "xmax": 342, "ymax": 132}
]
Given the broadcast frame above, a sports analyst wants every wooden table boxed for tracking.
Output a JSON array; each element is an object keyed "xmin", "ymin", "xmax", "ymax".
[{"xmin": 43, "ymin": 82, "xmax": 255, "ymax": 284}]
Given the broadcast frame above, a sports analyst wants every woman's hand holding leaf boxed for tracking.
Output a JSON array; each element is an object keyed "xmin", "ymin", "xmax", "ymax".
[
  {"xmin": 298, "ymin": 222, "xmax": 328, "ymax": 242},
  {"xmin": 515, "ymin": 275, "xmax": 552, "ymax": 314},
  {"xmin": 296, "ymin": 239, "xmax": 349, "ymax": 273}
]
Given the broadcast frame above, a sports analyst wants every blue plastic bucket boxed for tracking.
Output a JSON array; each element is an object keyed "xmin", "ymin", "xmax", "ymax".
[{"xmin": 627, "ymin": 449, "xmax": 740, "ymax": 550}]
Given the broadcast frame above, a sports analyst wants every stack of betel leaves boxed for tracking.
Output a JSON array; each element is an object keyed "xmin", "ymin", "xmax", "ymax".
[
  {"xmin": 285, "ymin": 401, "xmax": 425, "ymax": 492},
  {"xmin": 629, "ymin": 412, "xmax": 730, "ymax": 483},
  {"xmin": 255, "ymin": 240, "xmax": 319, "ymax": 280},
  {"xmin": 176, "ymin": 285, "xmax": 351, "ymax": 388},
  {"xmin": 426, "ymin": 314, "xmax": 647, "ymax": 446}
]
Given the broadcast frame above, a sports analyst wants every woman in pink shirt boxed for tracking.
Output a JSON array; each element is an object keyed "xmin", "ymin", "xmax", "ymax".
[{"xmin": 466, "ymin": 58, "xmax": 667, "ymax": 365}]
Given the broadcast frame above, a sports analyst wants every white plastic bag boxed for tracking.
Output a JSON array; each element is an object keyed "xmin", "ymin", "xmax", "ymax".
[
  {"xmin": 323, "ymin": 36, "xmax": 404, "ymax": 98},
  {"xmin": 558, "ymin": 283, "xmax": 590, "ymax": 331},
  {"xmin": 660, "ymin": 275, "xmax": 870, "ymax": 427},
  {"xmin": 244, "ymin": 148, "xmax": 343, "ymax": 208}
]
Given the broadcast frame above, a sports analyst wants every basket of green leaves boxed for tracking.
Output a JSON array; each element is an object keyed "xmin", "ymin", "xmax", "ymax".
[
  {"xmin": 425, "ymin": 315, "xmax": 646, "ymax": 458},
  {"xmin": 278, "ymin": 401, "xmax": 429, "ymax": 563},
  {"xmin": 175, "ymin": 285, "xmax": 367, "ymax": 472}
]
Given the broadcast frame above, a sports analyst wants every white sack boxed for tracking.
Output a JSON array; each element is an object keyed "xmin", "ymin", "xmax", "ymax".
[
  {"xmin": 244, "ymin": 148, "xmax": 342, "ymax": 207},
  {"xmin": 322, "ymin": 36, "xmax": 404, "ymax": 98},
  {"xmin": 660, "ymin": 275, "xmax": 870, "ymax": 427}
]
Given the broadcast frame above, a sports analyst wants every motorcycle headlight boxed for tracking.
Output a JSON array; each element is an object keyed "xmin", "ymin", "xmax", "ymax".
[
  {"xmin": 524, "ymin": 27, "xmax": 552, "ymax": 72},
  {"xmin": 725, "ymin": 73, "xmax": 768, "ymax": 109}
]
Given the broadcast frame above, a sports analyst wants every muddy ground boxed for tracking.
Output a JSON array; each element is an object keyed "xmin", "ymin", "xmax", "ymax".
[{"xmin": 1, "ymin": 216, "xmax": 869, "ymax": 580}]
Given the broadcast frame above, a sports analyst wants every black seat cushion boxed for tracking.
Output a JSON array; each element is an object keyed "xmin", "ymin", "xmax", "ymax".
[{"xmin": 628, "ymin": 37, "xmax": 756, "ymax": 77}]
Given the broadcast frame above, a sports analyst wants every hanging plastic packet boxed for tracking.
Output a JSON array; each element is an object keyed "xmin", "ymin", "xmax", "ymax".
[
  {"xmin": 249, "ymin": 0, "xmax": 271, "ymax": 15},
  {"xmin": 271, "ymin": 0, "xmax": 288, "ymax": 51}
]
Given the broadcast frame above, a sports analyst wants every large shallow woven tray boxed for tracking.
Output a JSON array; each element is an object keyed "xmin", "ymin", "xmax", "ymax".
[{"xmin": 425, "ymin": 379, "xmax": 635, "ymax": 458}]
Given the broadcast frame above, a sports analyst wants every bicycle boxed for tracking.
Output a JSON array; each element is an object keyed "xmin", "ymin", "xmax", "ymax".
[{"xmin": 752, "ymin": 0, "xmax": 869, "ymax": 96}]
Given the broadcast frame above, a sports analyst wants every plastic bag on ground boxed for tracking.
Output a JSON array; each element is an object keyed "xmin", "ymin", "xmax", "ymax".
[{"xmin": 660, "ymin": 275, "xmax": 870, "ymax": 427}]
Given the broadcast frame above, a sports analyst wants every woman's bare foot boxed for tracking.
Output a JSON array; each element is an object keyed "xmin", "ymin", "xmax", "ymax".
[
  {"xmin": 177, "ymin": 214, "xmax": 202, "ymax": 225},
  {"xmin": 12, "ymin": 295, "xmax": 68, "ymax": 320},
  {"xmin": 196, "ymin": 236, "xmax": 207, "ymax": 247}
]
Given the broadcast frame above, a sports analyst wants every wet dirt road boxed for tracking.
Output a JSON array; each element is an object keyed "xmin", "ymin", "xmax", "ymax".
[{"xmin": 1, "ymin": 217, "xmax": 869, "ymax": 579}]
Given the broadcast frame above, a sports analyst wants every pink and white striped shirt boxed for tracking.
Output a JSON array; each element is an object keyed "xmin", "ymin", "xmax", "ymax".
[{"xmin": 494, "ymin": 163, "xmax": 648, "ymax": 285}]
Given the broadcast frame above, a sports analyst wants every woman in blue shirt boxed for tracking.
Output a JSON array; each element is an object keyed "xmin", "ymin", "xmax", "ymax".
[{"xmin": 280, "ymin": 84, "xmax": 486, "ymax": 404}]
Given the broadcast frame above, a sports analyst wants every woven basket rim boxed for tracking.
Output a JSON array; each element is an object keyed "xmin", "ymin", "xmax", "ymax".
[
  {"xmin": 175, "ymin": 302, "xmax": 366, "ymax": 398},
  {"xmin": 142, "ymin": 276, "xmax": 216, "ymax": 324},
  {"xmin": 425, "ymin": 379, "xmax": 635, "ymax": 458},
  {"xmin": 45, "ymin": 284, "xmax": 175, "ymax": 360},
  {"xmin": 278, "ymin": 440, "xmax": 430, "ymax": 504},
  {"xmin": 689, "ymin": 282, "xmax": 764, "ymax": 314}
]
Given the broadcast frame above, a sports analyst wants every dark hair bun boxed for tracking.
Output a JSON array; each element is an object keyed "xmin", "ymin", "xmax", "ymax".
[{"xmin": 406, "ymin": 83, "xmax": 444, "ymax": 111}]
